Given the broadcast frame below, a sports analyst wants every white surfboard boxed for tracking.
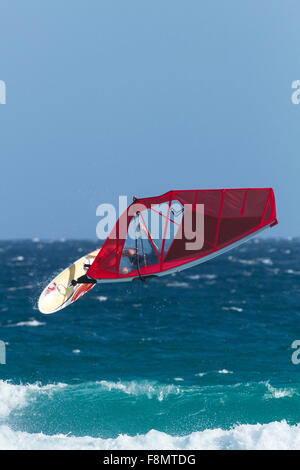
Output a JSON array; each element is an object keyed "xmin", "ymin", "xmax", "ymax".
[{"xmin": 38, "ymin": 249, "xmax": 100, "ymax": 314}]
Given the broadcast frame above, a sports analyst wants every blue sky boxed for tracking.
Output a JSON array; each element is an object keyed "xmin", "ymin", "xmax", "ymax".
[{"xmin": 0, "ymin": 1, "xmax": 299, "ymax": 239}]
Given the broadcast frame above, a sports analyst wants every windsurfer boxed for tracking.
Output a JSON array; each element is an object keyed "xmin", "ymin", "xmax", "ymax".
[{"xmin": 120, "ymin": 248, "xmax": 144, "ymax": 275}]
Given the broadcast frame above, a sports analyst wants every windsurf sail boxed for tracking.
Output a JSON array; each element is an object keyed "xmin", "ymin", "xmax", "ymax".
[{"xmin": 87, "ymin": 188, "xmax": 277, "ymax": 281}]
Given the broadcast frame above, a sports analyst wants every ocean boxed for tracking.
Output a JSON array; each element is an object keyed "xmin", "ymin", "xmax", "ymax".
[{"xmin": 0, "ymin": 238, "xmax": 300, "ymax": 450}]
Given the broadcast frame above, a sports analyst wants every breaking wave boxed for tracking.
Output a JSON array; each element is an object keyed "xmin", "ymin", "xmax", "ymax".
[
  {"xmin": 0, "ymin": 379, "xmax": 299, "ymax": 450},
  {"xmin": 1, "ymin": 421, "xmax": 300, "ymax": 450},
  {"xmin": 97, "ymin": 380, "xmax": 182, "ymax": 401},
  {"xmin": 0, "ymin": 381, "xmax": 66, "ymax": 419}
]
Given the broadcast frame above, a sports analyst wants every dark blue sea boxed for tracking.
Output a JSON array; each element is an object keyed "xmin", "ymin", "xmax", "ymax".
[{"xmin": 0, "ymin": 238, "xmax": 300, "ymax": 449}]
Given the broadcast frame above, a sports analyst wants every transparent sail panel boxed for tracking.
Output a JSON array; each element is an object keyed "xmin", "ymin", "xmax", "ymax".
[
  {"xmin": 163, "ymin": 200, "xmax": 184, "ymax": 258},
  {"xmin": 119, "ymin": 214, "xmax": 160, "ymax": 275},
  {"xmin": 148, "ymin": 200, "xmax": 184, "ymax": 257}
]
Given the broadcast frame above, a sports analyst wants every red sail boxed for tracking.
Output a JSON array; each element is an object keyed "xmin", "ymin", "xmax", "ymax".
[{"xmin": 87, "ymin": 188, "xmax": 278, "ymax": 280}]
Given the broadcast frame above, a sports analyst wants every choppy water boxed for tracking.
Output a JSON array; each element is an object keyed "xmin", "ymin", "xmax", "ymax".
[{"xmin": 0, "ymin": 238, "xmax": 300, "ymax": 449}]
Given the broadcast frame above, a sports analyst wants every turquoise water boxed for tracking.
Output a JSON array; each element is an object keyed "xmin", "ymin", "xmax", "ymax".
[{"xmin": 0, "ymin": 239, "xmax": 300, "ymax": 449}]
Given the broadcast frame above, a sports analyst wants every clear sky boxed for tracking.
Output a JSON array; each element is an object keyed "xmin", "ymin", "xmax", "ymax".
[{"xmin": 0, "ymin": 1, "xmax": 299, "ymax": 239}]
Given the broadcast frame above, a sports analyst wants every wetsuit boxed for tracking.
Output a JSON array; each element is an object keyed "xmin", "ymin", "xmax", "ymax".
[{"xmin": 71, "ymin": 274, "xmax": 97, "ymax": 286}]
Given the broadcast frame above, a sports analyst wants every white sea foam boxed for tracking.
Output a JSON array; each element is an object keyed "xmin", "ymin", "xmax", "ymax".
[
  {"xmin": 260, "ymin": 258, "xmax": 273, "ymax": 265},
  {"xmin": 6, "ymin": 319, "xmax": 46, "ymax": 328},
  {"xmin": 12, "ymin": 256, "xmax": 24, "ymax": 262},
  {"xmin": 97, "ymin": 380, "xmax": 181, "ymax": 401},
  {"xmin": 286, "ymin": 269, "xmax": 300, "ymax": 276},
  {"xmin": 7, "ymin": 285, "xmax": 34, "ymax": 292},
  {"xmin": 96, "ymin": 296, "xmax": 108, "ymax": 302},
  {"xmin": 1, "ymin": 421, "xmax": 300, "ymax": 450},
  {"xmin": 222, "ymin": 306, "xmax": 243, "ymax": 313},
  {"xmin": 228, "ymin": 256, "xmax": 256, "ymax": 265},
  {"xmin": 166, "ymin": 281, "xmax": 189, "ymax": 288},
  {"xmin": 264, "ymin": 382, "xmax": 295, "ymax": 399},
  {"xmin": 218, "ymin": 369, "xmax": 233, "ymax": 375},
  {"xmin": 0, "ymin": 381, "xmax": 66, "ymax": 419},
  {"xmin": 228, "ymin": 256, "xmax": 273, "ymax": 266},
  {"xmin": 269, "ymin": 268, "xmax": 280, "ymax": 275},
  {"xmin": 187, "ymin": 274, "xmax": 217, "ymax": 280}
]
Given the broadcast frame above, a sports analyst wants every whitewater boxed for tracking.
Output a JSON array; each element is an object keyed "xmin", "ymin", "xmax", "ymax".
[{"xmin": 1, "ymin": 380, "xmax": 300, "ymax": 450}]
